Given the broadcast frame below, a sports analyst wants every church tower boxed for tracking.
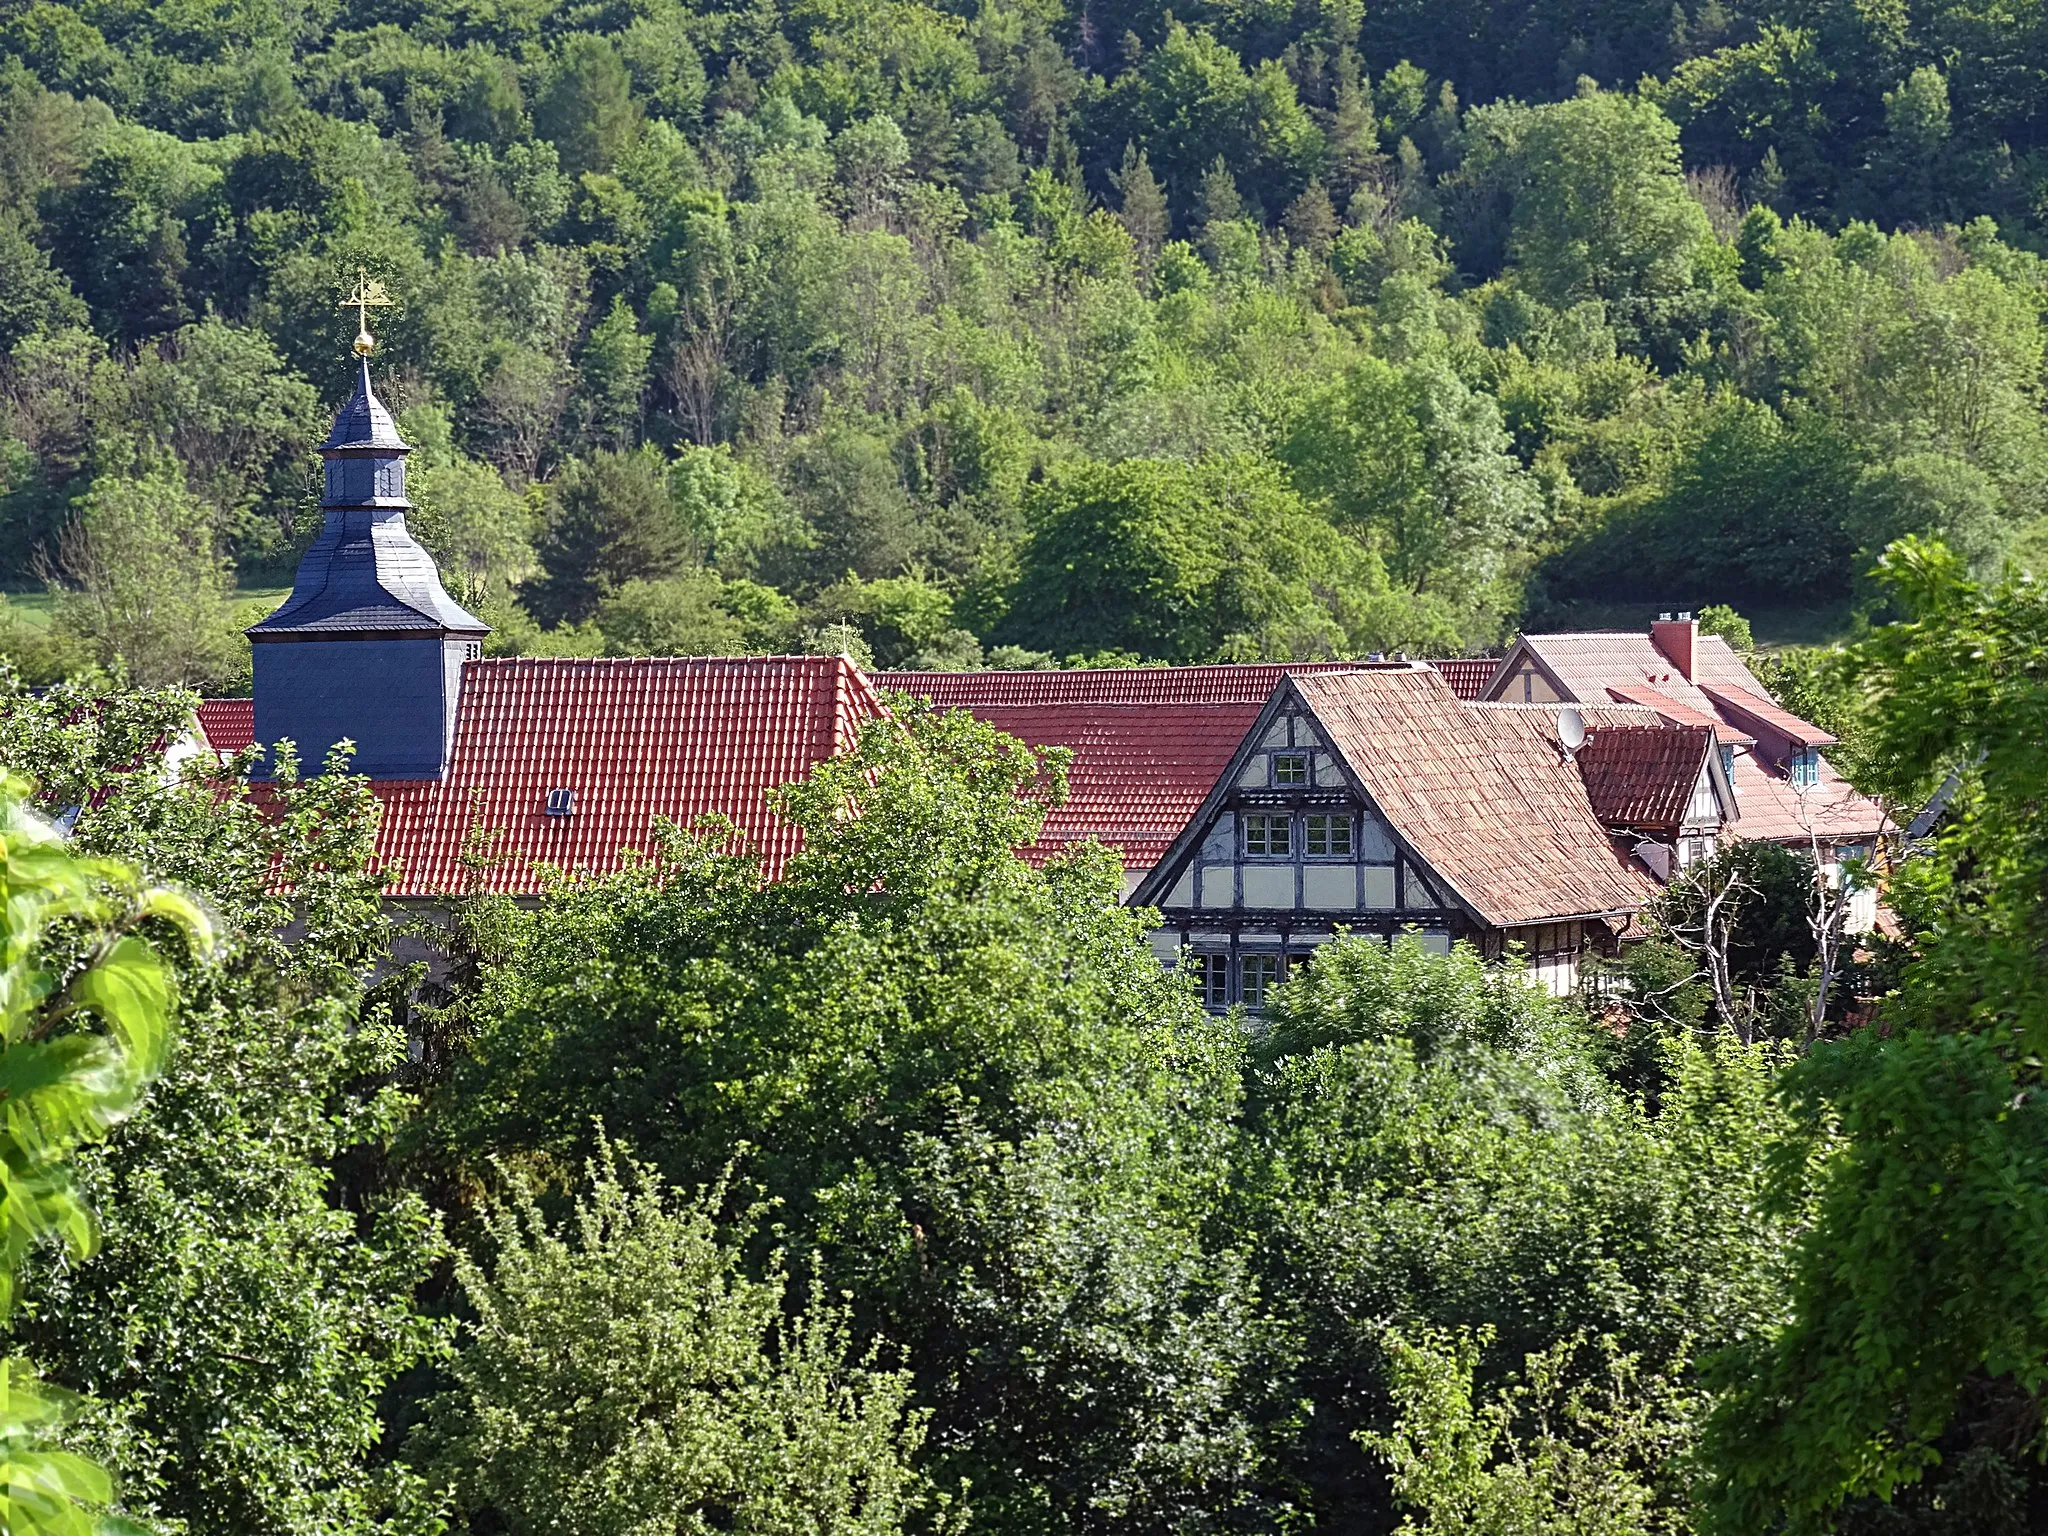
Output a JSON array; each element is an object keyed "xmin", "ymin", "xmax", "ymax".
[{"xmin": 248, "ymin": 291, "xmax": 487, "ymax": 778}]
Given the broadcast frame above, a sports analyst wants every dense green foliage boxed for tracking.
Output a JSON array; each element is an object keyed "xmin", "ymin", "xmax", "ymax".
[
  {"xmin": 1699, "ymin": 546, "xmax": 2048, "ymax": 1534},
  {"xmin": 0, "ymin": 543, "xmax": 2045, "ymax": 1529},
  {"xmin": 7, "ymin": 0, "xmax": 2048, "ymax": 681},
  {"xmin": 0, "ymin": 766, "xmax": 207, "ymax": 1533},
  {"xmin": 414, "ymin": 1143, "xmax": 953, "ymax": 1534},
  {"xmin": 0, "ymin": 688, "xmax": 444, "ymax": 1534},
  {"xmin": 416, "ymin": 699, "xmax": 1798, "ymax": 1530}
]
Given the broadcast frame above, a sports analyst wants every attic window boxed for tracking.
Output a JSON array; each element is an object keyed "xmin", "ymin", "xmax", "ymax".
[
  {"xmin": 1789, "ymin": 747, "xmax": 1820, "ymax": 788},
  {"xmin": 1304, "ymin": 813, "xmax": 1353, "ymax": 856},
  {"xmin": 1720, "ymin": 745, "xmax": 1735, "ymax": 781},
  {"xmin": 1273, "ymin": 752, "xmax": 1308, "ymax": 786},
  {"xmin": 544, "ymin": 788, "xmax": 576, "ymax": 817},
  {"xmin": 1243, "ymin": 813, "xmax": 1291, "ymax": 856}
]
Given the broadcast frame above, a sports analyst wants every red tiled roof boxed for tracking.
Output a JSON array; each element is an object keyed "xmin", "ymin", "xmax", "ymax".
[
  {"xmin": 875, "ymin": 663, "xmax": 1365, "ymax": 709},
  {"xmin": 880, "ymin": 668, "xmax": 1368, "ymax": 870},
  {"xmin": 949, "ymin": 702, "xmax": 1263, "ymax": 868},
  {"xmin": 212, "ymin": 656, "xmax": 880, "ymax": 896},
  {"xmin": 1573, "ymin": 725, "xmax": 1714, "ymax": 833},
  {"xmin": 1292, "ymin": 669, "xmax": 1652, "ymax": 926},
  {"xmin": 1725, "ymin": 750, "xmax": 1888, "ymax": 842},
  {"xmin": 196, "ymin": 698, "xmax": 254, "ymax": 755},
  {"xmin": 1510, "ymin": 630, "xmax": 1884, "ymax": 844},
  {"xmin": 1697, "ymin": 682, "xmax": 1838, "ymax": 748},
  {"xmin": 1603, "ymin": 681, "xmax": 1756, "ymax": 743},
  {"xmin": 1428, "ymin": 658, "xmax": 1501, "ymax": 700}
]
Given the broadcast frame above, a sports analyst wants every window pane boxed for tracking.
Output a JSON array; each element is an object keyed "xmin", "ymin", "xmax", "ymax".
[
  {"xmin": 1241, "ymin": 953, "xmax": 1281, "ymax": 1007},
  {"xmin": 1303, "ymin": 813, "xmax": 1353, "ymax": 856},
  {"xmin": 1189, "ymin": 953, "xmax": 1231, "ymax": 1006},
  {"xmin": 1244, "ymin": 814, "xmax": 1290, "ymax": 856},
  {"xmin": 1274, "ymin": 753, "xmax": 1308, "ymax": 785}
]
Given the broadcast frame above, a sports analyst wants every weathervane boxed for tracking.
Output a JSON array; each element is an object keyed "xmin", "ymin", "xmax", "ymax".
[{"xmin": 342, "ymin": 269, "xmax": 392, "ymax": 357}]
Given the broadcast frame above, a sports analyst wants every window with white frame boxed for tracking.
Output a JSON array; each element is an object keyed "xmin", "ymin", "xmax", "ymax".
[
  {"xmin": 1303, "ymin": 813, "xmax": 1353, "ymax": 856},
  {"xmin": 1243, "ymin": 813, "xmax": 1291, "ymax": 856},
  {"xmin": 1188, "ymin": 952, "xmax": 1231, "ymax": 1007},
  {"xmin": 1789, "ymin": 747, "xmax": 1820, "ymax": 787},
  {"xmin": 1240, "ymin": 952, "xmax": 1282, "ymax": 1008},
  {"xmin": 1273, "ymin": 752, "xmax": 1309, "ymax": 786}
]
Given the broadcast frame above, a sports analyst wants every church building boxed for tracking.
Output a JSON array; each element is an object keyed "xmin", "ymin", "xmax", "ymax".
[{"xmin": 195, "ymin": 337, "xmax": 1864, "ymax": 1001}]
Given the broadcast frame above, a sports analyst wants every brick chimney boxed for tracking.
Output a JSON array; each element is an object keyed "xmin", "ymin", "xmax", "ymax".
[{"xmin": 1650, "ymin": 613, "xmax": 1697, "ymax": 680}]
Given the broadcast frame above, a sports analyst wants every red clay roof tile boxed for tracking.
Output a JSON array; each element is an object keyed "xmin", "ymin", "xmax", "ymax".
[
  {"xmin": 936, "ymin": 701, "xmax": 1262, "ymax": 867},
  {"xmin": 196, "ymin": 699, "xmax": 255, "ymax": 755},
  {"xmin": 874, "ymin": 663, "xmax": 1366, "ymax": 708},
  {"xmin": 1697, "ymin": 682, "xmax": 1838, "ymax": 748},
  {"xmin": 208, "ymin": 656, "xmax": 879, "ymax": 896},
  {"xmin": 1573, "ymin": 724, "xmax": 1714, "ymax": 833}
]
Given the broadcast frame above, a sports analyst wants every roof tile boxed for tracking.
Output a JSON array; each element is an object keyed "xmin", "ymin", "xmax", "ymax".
[
  {"xmin": 1428, "ymin": 658, "xmax": 1502, "ymax": 700},
  {"xmin": 1697, "ymin": 681, "xmax": 1839, "ymax": 747},
  {"xmin": 1573, "ymin": 724, "xmax": 1713, "ymax": 832},
  {"xmin": 196, "ymin": 699, "xmax": 254, "ymax": 755},
  {"xmin": 207, "ymin": 656, "xmax": 879, "ymax": 895},
  {"xmin": 1292, "ymin": 669, "xmax": 1652, "ymax": 926},
  {"xmin": 875, "ymin": 663, "xmax": 1366, "ymax": 709}
]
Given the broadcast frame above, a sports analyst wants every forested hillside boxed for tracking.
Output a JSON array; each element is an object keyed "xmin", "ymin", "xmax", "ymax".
[{"xmin": 3, "ymin": 0, "xmax": 2047, "ymax": 684}]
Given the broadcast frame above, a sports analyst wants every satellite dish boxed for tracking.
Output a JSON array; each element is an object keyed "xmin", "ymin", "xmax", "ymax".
[{"xmin": 1557, "ymin": 706, "xmax": 1587, "ymax": 756}]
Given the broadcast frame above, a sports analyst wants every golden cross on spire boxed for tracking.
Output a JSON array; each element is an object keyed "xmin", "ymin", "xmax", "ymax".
[{"xmin": 342, "ymin": 269, "xmax": 392, "ymax": 357}]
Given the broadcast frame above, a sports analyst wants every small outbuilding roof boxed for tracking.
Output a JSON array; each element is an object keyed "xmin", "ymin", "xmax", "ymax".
[{"xmin": 1573, "ymin": 724, "xmax": 1719, "ymax": 834}]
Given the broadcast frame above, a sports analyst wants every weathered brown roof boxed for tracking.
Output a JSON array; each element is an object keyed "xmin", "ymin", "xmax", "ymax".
[
  {"xmin": 1428, "ymin": 658, "xmax": 1501, "ymax": 699},
  {"xmin": 1292, "ymin": 668, "xmax": 1651, "ymax": 927},
  {"xmin": 1468, "ymin": 701, "xmax": 1667, "ymax": 734},
  {"xmin": 1574, "ymin": 725, "xmax": 1714, "ymax": 834}
]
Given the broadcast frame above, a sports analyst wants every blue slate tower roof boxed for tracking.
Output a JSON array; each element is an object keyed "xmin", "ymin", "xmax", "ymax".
[
  {"xmin": 249, "ymin": 358, "xmax": 487, "ymax": 638},
  {"xmin": 321, "ymin": 356, "xmax": 407, "ymax": 452}
]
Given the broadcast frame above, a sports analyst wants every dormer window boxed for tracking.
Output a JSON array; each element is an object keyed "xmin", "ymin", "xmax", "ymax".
[
  {"xmin": 1789, "ymin": 747, "xmax": 1819, "ymax": 788},
  {"xmin": 544, "ymin": 787, "xmax": 576, "ymax": 816},
  {"xmin": 1274, "ymin": 752, "xmax": 1308, "ymax": 786},
  {"xmin": 1720, "ymin": 745, "xmax": 1735, "ymax": 782}
]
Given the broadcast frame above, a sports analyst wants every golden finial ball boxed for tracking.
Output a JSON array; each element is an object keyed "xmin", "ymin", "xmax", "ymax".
[{"xmin": 353, "ymin": 329, "xmax": 375, "ymax": 356}]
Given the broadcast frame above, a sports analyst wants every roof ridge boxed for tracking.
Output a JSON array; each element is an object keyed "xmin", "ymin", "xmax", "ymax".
[{"xmin": 469, "ymin": 652, "xmax": 853, "ymax": 668}]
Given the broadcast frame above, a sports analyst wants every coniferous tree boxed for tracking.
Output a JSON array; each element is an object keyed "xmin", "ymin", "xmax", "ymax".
[{"xmin": 1113, "ymin": 141, "xmax": 1169, "ymax": 268}]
